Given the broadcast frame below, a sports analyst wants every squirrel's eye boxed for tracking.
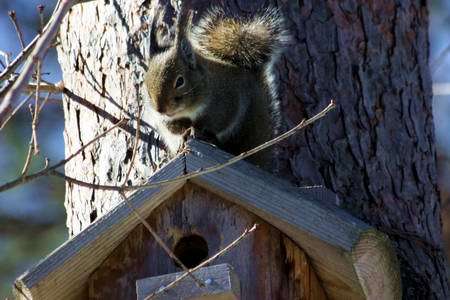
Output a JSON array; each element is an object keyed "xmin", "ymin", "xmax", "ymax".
[{"xmin": 174, "ymin": 75, "xmax": 185, "ymax": 89}]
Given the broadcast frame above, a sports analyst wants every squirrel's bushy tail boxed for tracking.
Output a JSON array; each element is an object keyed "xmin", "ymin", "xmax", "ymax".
[{"xmin": 192, "ymin": 7, "xmax": 289, "ymax": 69}]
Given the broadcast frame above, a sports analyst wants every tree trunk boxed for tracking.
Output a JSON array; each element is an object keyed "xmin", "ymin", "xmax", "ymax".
[{"xmin": 58, "ymin": 0, "xmax": 449, "ymax": 298}]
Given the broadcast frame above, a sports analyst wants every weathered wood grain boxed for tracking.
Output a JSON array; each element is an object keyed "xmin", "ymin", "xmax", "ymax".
[
  {"xmin": 136, "ymin": 263, "xmax": 240, "ymax": 300},
  {"xmin": 186, "ymin": 140, "xmax": 400, "ymax": 299},
  {"xmin": 89, "ymin": 183, "xmax": 326, "ymax": 299},
  {"xmin": 14, "ymin": 140, "xmax": 400, "ymax": 300},
  {"xmin": 352, "ymin": 230, "xmax": 402, "ymax": 300}
]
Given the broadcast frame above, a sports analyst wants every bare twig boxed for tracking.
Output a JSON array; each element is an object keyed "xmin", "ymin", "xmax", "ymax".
[
  {"xmin": 21, "ymin": 133, "xmax": 34, "ymax": 176},
  {"xmin": 0, "ymin": 42, "xmax": 33, "ymax": 82},
  {"xmin": 118, "ymin": 103, "xmax": 203, "ymax": 287},
  {"xmin": 37, "ymin": 5, "xmax": 45, "ymax": 34},
  {"xmin": 120, "ymin": 191, "xmax": 204, "ymax": 288},
  {"xmin": 123, "ymin": 105, "xmax": 142, "ymax": 186},
  {"xmin": 146, "ymin": 224, "xmax": 258, "ymax": 300},
  {"xmin": 32, "ymin": 60, "xmax": 42, "ymax": 155},
  {"xmin": 431, "ymin": 43, "xmax": 450, "ymax": 75},
  {"xmin": 0, "ymin": 0, "xmax": 73, "ymax": 128},
  {"xmin": 38, "ymin": 92, "xmax": 52, "ymax": 114},
  {"xmin": 0, "ymin": 50, "xmax": 11, "ymax": 69},
  {"xmin": 0, "ymin": 118, "xmax": 126, "ymax": 193},
  {"xmin": 0, "ymin": 93, "xmax": 33, "ymax": 130},
  {"xmin": 0, "ymin": 1, "xmax": 63, "ymax": 82},
  {"xmin": 8, "ymin": 11, "xmax": 26, "ymax": 49},
  {"xmin": 2, "ymin": 101, "xmax": 336, "ymax": 193},
  {"xmin": 0, "ymin": 80, "xmax": 64, "ymax": 130},
  {"xmin": 25, "ymin": 81, "xmax": 64, "ymax": 94},
  {"xmin": 20, "ymin": 58, "xmax": 44, "ymax": 176}
]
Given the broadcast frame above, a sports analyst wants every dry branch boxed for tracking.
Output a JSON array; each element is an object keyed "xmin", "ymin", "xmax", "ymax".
[
  {"xmin": 0, "ymin": 93, "xmax": 33, "ymax": 130},
  {"xmin": 120, "ymin": 191, "xmax": 204, "ymax": 288},
  {"xmin": 0, "ymin": 0, "xmax": 74, "ymax": 128},
  {"xmin": 123, "ymin": 104, "xmax": 142, "ymax": 186},
  {"xmin": 0, "ymin": 50, "xmax": 10, "ymax": 66},
  {"xmin": 0, "ymin": 100, "xmax": 336, "ymax": 194},
  {"xmin": 25, "ymin": 82, "xmax": 64, "ymax": 94},
  {"xmin": 32, "ymin": 60, "xmax": 42, "ymax": 155},
  {"xmin": 145, "ymin": 224, "xmax": 258, "ymax": 300},
  {"xmin": 432, "ymin": 43, "xmax": 450, "ymax": 75},
  {"xmin": 0, "ymin": 1, "xmax": 63, "ymax": 82},
  {"xmin": 8, "ymin": 10, "xmax": 26, "ymax": 49},
  {"xmin": 117, "ymin": 103, "xmax": 205, "ymax": 286},
  {"xmin": 0, "ymin": 118, "xmax": 126, "ymax": 193}
]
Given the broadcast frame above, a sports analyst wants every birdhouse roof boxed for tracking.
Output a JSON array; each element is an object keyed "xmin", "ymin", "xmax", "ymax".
[{"xmin": 14, "ymin": 139, "xmax": 400, "ymax": 300}]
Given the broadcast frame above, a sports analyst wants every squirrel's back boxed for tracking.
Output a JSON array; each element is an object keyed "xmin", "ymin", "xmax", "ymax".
[{"xmin": 191, "ymin": 7, "xmax": 289, "ymax": 70}]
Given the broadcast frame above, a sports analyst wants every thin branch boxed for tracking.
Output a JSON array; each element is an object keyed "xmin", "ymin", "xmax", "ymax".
[
  {"xmin": 0, "ymin": 43, "xmax": 33, "ymax": 82},
  {"xmin": 0, "ymin": 101, "xmax": 335, "ymax": 193},
  {"xmin": 0, "ymin": 50, "xmax": 10, "ymax": 68},
  {"xmin": 9, "ymin": 101, "xmax": 336, "ymax": 193},
  {"xmin": 38, "ymin": 92, "xmax": 52, "ymax": 114},
  {"xmin": 0, "ymin": 0, "xmax": 63, "ymax": 82},
  {"xmin": 25, "ymin": 81, "xmax": 64, "ymax": 94},
  {"xmin": 0, "ymin": 0, "xmax": 73, "ymax": 128},
  {"xmin": 120, "ymin": 191, "xmax": 204, "ymax": 288},
  {"xmin": 21, "ymin": 59, "xmax": 43, "ymax": 176},
  {"xmin": 32, "ymin": 60, "xmax": 42, "ymax": 155},
  {"xmin": 0, "ymin": 118, "xmax": 126, "ymax": 193},
  {"xmin": 431, "ymin": 43, "xmax": 450, "ymax": 75},
  {"xmin": 146, "ymin": 224, "xmax": 258, "ymax": 300},
  {"xmin": 21, "ymin": 133, "xmax": 34, "ymax": 176},
  {"xmin": 8, "ymin": 11, "xmax": 26, "ymax": 49},
  {"xmin": 0, "ymin": 93, "xmax": 33, "ymax": 130},
  {"xmin": 20, "ymin": 73, "xmax": 49, "ymax": 175},
  {"xmin": 123, "ymin": 104, "xmax": 142, "ymax": 186},
  {"xmin": 37, "ymin": 5, "xmax": 45, "ymax": 34}
]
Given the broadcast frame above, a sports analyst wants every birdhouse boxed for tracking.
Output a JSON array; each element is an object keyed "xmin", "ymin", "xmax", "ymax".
[{"xmin": 14, "ymin": 140, "xmax": 401, "ymax": 300}]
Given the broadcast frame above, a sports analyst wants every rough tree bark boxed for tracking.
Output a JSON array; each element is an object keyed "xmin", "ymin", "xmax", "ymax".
[{"xmin": 58, "ymin": 0, "xmax": 449, "ymax": 298}]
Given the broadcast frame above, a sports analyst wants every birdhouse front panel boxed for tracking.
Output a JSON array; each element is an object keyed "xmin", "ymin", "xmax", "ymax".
[{"xmin": 88, "ymin": 183, "xmax": 326, "ymax": 300}]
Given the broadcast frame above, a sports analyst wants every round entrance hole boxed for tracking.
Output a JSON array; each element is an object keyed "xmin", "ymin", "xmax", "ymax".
[{"xmin": 173, "ymin": 234, "xmax": 209, "ymax": 269}]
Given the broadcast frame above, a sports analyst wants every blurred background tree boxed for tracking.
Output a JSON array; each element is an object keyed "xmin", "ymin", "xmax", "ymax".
[
  {"xmin": 0, "ymin": 1, "xmax": 66, "ymax": 298},
  {"xmin": 0, "ymin": 0, "xmax": 449, "ymax": 298}
]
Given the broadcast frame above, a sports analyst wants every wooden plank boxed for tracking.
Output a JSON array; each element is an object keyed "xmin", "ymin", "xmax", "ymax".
[
  {"xmin": 136, "ymin": 263, "xmax": 240, "ymax": 300},
  {"xmin": 185, "ymin": 140, "xmax": 399, "ymax": 299},
  {"xmin": 186, "ymin": 140, "xmax": 370, "ymax": 251},
  {"xmin": 14, "ymin": 138, "xmax": 400, "ymax": 299},
  {"xmin": 282, "ymin": 237, "xmax": 328, "ymax": 300},
  {"xmin": 88, "ymin": 184, "xmax": 327, "ymax": 299},
  {"xmin": 14, "ymin": 156, "xmax": 187, "ymax": 300},
  {"xmin": 352, "ymin": 230, "xmax": 402, "ymax": 300}
]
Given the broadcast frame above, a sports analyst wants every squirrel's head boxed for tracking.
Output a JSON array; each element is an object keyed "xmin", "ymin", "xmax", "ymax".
[
  {"xmin": 144, "ymin": 40, "xmax": 205, "ymax": 119},
  {"xmin": 145, "ymin": 8, "xmax": 206, "ymax": 119}
]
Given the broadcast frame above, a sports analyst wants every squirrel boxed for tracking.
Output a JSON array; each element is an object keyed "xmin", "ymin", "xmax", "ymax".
[{"xmin": 143, "ymin": 6, "xmax": 288, "ymax": 169}]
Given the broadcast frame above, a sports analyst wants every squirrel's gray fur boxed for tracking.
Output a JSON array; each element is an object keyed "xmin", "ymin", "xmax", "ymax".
[{"xmin": 143, "ymin": 5, "xmax": 288, "ymax": 169}]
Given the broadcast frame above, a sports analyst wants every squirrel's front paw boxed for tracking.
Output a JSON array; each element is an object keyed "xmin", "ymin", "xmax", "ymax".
[{"xmin": 166, "ymin": 118, "xmax": 192, "ymax": 135}]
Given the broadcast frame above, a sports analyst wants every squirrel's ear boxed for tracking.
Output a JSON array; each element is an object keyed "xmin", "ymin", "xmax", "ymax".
[{"xmin": 180, "ymin": 39, "xmax": 196, "ymax": 69}]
